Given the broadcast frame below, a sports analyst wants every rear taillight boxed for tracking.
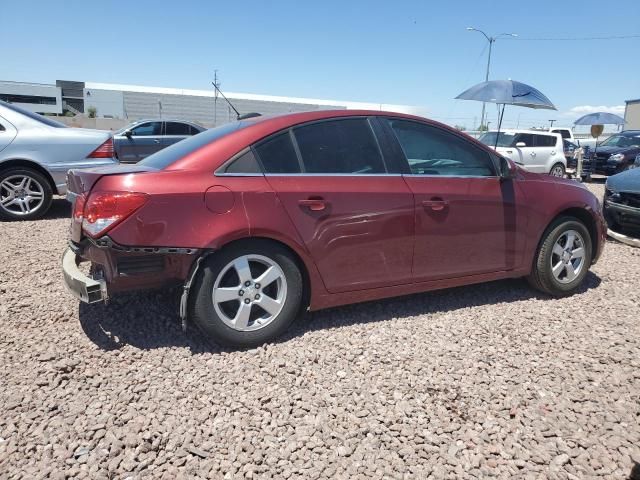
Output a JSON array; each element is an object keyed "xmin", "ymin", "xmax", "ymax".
[
  {"xmin": 88, "ymin": 138, "xmax": 114, "ymax": 158},
  {"xmin": 73, "ymin": 193, "xmax": 86, "ymax": 221},
  {"xmin": 82, "ymin": 191, "xmax": 148, "ymax": 237}
]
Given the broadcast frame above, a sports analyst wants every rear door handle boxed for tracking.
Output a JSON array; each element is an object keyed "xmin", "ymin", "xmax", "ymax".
[
  {"xmin": 153, "ymin": 139, "xmax": 161, "ymax": 144},
  {"xmin": 298, "ymin": 199, "xmax": 327, "ymax": 211},
  {"xmin": 530, "ymin": 152, "xmax": 536, "ymax": 157},
  {"xmin": 422, "ymin": 198, "xmax": 448, "ymax": 211}
]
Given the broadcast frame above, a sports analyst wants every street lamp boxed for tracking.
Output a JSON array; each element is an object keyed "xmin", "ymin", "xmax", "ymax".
[{"xmin": 466, "ymin": 27, "xmax": 518, "ymax": 130}]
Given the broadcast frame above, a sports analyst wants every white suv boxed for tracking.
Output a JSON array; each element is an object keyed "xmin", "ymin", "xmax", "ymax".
[{"xmin": 478, "ymin": 130, "xmax": 566, "ymax": 177}]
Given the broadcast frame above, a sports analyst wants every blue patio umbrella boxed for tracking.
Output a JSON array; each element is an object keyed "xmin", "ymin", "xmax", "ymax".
[
  {"xmin": 455, "ymin": 80, "xmax": 556, "ymax": 147},
  {"xmin": 574, "ymin": 112, "xmax": 624, "ymax": 126}
]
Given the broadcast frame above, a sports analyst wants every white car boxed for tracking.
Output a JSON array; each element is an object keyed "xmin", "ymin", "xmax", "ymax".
[{"xmin": 478, "ymin": 130, "xmax": 566, "ymax": 177}]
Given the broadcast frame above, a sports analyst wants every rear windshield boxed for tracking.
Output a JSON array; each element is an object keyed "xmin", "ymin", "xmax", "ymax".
[
  {"xmin": 138, "ymin": 121, "xmax": 251, "ymax": 169},
  {"xmin": 478, "ymin": 132, "xmax": 517, "ymax": 148},
  {"xmin": 0, "ymin": 100, "xmax": 67, "ymax": 128}
]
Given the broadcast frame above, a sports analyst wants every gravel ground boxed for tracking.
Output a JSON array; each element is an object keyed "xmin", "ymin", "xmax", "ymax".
[{"xmin": 1, "ymin": 182, "xmax": 639, "ymax": 479}]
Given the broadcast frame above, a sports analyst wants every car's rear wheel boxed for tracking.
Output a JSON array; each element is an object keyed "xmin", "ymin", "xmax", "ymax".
[
  {"xmin": 0, "ymin": 168, "xmax": 53, "ymax": 221},
  {"xmin": 527, "ymin": 216, "xmax": 592, "ymax": 296},
  {"xmin": 190, "ymin": 240, "xmax": 303, "ymax": 347},
  {"xmin": 549, "ymin": 163, "xmax": 566, "ymax": 177}
]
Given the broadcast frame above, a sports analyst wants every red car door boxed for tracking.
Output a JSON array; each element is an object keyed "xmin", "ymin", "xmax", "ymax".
[
  {"xmin": 384, "ymin": 118, "xmax": 526, "ymax": 281},
  {"xmin": 255, "ymin": 118, "xmax": 415, "ymax": 293}
]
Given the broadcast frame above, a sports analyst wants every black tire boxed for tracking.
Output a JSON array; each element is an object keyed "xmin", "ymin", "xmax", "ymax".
[
  {"xmin": 527, "ymin": 216, "xmax": 592, "ymax": 297},
  {"xmin": 0, "ymin": 167, "xmax": 53, "ymax": 221},
  {"xmin": 189, "ymin": 240, "xmax": 304, "ymax": 347},
  {"xmin": 549, "ymin": 163, "xmax": 566, "ymax": 178}
]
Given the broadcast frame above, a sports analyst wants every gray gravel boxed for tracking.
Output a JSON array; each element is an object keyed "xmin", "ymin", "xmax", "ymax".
[{"xmin": 1, "ymin": 182, "xmax": 639, "ymax": 479}]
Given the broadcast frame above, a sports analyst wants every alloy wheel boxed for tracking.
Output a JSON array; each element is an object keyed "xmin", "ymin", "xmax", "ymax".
[
  {"xmin": 550, "ymin": 229, "xmax": 586, "ymax": 284},
  {"xmin": 212, "ymin": 254, "xmax": 287, "ymax": 331},
  {"xmin": 550, "ymin": 165, "xmax": 565, "ymax": 177},
  {"xmin": 0, "ymin": 174, "xmax": 46, "ymax": 216}
]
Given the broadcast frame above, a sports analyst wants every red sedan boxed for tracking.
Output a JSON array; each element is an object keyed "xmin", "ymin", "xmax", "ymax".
[{"xmin": 62, "ymin": 110, "xmax": 605, "ymax": 346}]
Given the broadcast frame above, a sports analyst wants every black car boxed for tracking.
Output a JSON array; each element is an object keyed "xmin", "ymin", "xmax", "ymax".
[
  {"xmin": 603, "ymin": 166, "xmax": 640, "ymax": 236},
  {"xmin": 591, "ymin": 130, "xmax": 640, "ymax": 175}
]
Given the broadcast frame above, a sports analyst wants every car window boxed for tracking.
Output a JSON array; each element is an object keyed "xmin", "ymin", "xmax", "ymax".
[
  {"xmin": 138, "ymin": 121, "xmax": 251, "ymax": 170},
  {"xmin": 534, "ymin": 135, "xmax": 556, "ymax": 147},
  {"xmin": 292, "ymin": 118, "xmax": 386, "ymax": 174},
  {"xmin": 0, "ymin": 122, "xmax": 5, "ymax": 132},
  {"xmin": 552, "ymin": 129, "xmax": 571, "ymax": 139},
  {"xmin": 190, "ymin": 125, "xmax": 202, "ymax": 135},
  {"xmin": 600, "ymin": 134, "xmax": 640, "ymax": 148},
  {"xmin": 165, "ymin": 122, "xmax": 192, "ymax": 136},
  {"xmin": 0, "ymin": 100, "xmax": 67, "ymax": 128},
  {"xmin": 255, "ymin": 132, "xmax": 301, "ymax": 173},
  {"xmin": 388, "ymin": 119, "xmax": 495, "ymax": 176},
  {"xmin": 514, "ymin": 133, "xmax": 535, "ymax": 147},
  {"xmin": 223, "ymin": 150, "xmax": 263, "ymax": 174},
  {"xmin": 131, "ymin": 122, "xmax": 162, "ymax": 136},
  {"xmin": 478, "ymin": 132, "xmax": 517, "ymax": 148}
]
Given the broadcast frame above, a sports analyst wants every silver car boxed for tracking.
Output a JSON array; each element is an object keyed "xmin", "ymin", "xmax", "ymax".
[
  {"xmin": 113, "ymin": 119, "xmax": 205, "ymax": 163},
  {"xmin": 0, "ymin": 100, "xmax": 117, "ymax": 220}
]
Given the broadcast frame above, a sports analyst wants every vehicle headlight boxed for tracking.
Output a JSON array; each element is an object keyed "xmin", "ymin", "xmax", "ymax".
[{"xmin": 609, "ymin": 153, "xmax": 625, "ymax": 162}]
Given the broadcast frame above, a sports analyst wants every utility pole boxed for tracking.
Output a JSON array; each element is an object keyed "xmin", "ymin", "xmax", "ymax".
[
  {"xmin": 467, "ymin": 28, "xmax": 518, "ymax": 130},
  {"xmin": 549, "ymin": 119, "xmax": 556, "ymax": 128},
  {"xmin": 213, "ymin": 69, "xmax": 219, "ymax": 127}
]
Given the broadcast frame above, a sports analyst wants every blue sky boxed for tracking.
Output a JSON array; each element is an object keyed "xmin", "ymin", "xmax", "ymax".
[{"xmin": 2, "ymin": 0, "xmax": 639, "ymax": 130}]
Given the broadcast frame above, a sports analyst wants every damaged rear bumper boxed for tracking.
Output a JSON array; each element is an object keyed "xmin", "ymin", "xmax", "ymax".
[{"xmin": 61, "ymin": 247, "xmax": 107, "ymax": 303}]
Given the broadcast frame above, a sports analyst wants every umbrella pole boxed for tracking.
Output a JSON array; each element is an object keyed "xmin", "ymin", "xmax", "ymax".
[{"xmin": 494, "ymin": 104, "xmax": 506, "ymax": 149}]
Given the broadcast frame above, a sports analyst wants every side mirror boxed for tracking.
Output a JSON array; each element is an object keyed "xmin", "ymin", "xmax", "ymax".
[
  {"xmin": 124, "ymin": 129, "xmax": 133, "ymax": 138},
  {"xmin": 515, "ymin": 142, "xmax": 526, "ymax": 148},
  {"xmin": 499, "ymin": 157, "xmax": 515, "ymax": 180}
]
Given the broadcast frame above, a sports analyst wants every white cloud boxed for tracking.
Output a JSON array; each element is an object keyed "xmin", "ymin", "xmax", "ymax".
[{"xmin": 562, "ymin": 104, "xmax": 626, "ymax": 117}]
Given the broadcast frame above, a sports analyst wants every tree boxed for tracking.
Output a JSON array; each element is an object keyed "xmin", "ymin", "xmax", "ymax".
[
  {"xmin": 477, "ymin": 124, "xmax": 489, "ymax": 132},
  {"xmin": 454, "ymin": 124, "xmax": 467, "ymax": 131},
  {"xmin": 87, "ymin": 106, "xmax": 97, "ymax": 118}
]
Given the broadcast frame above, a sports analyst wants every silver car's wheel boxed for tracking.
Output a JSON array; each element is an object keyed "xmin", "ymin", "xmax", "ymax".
[
  {"xmin": 550, "ymin": 230, "xmax": 586, "ymax": 284},
  {"xmin": 212, "ymin": 254, "xmax": 288, "ymax": 332},
  {"xmin": 0, "ymin": 171, "xmax": 49, "ymax": 219},
  {"xmin": 549, "ymin": 163, "xmax": 565, "ymax": 177}
]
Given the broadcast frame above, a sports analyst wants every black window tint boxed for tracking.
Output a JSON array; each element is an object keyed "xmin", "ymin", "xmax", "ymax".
[
  {"xmin": 132, "ymin": 122, "xmax": 162, "ymax": 136},
  {"xmin": 165, "ymin": 122, "xmax": 191, "ymax": 135},
  {"xmin": 534, "ymin": 135, "xmax": 556, "ymax": 147},
  {"xmin": 255, "ymin": 133, "xmax": 301, "ymax": 173},
  {"xmin": 515, "ymin": 133, "xmax": 535, "ymax": 147},
  {"xmin": 190, "ymin": 125, "xmax": 202, "ymax": 135},
  {"xmin": 293, "ymin": 119, "xmax": 385, "ymax": 174},
  {"xmin": 387, "ymin": 119, "xmax": 495, "ymax": 176},
  {"xmin": 0, "ymin": 122, "xmax": 5, "ymax": 132},
  {"xmin": 552, "ymin": 129, "xmax": 571, "ymax": 139},
  {"xmin": 224, "ymin": 150, "xmax": 262, "ymax": 174}
]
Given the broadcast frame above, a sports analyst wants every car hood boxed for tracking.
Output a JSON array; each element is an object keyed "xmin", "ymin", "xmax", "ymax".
[
  {"xmin": 606, "ymin": 168, "xmax": 640, "ymax": 193},
  {"xmin": 595, "ymin": 145, "xmax": 637, "ymax": 155}
]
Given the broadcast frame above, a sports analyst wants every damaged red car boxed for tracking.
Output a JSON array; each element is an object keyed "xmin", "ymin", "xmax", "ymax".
[{"xmin": 62, "ymin": 110, "xmax": 605, "ymax": 346}]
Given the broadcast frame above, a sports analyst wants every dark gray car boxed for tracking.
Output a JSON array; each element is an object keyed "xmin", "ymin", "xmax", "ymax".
[{"xmin": 114, "ymin": 119, "xmax": 205, "ymax": 163}]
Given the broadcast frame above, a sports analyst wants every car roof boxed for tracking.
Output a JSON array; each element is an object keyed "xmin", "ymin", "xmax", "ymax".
[
  {"xmin": 486, "ymin": 129, "xmax": 559, "ymax": 135},
  {"xmin": 128, "ymin": 119, "xmax": 204, "ymax": 127}
]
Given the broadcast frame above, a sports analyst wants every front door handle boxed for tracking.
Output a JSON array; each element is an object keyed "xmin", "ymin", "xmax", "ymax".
[
  {"xmin": 422, "ymin": 198, "xmax": 448, "ymax": 211},
  {"xmin": 298, "ymin": 198, "xmax": 327, "ymax": 211},
  {"xmin": 153, "ymin": 139, "xmax": 161, "ymax": 144},
  {"xmin": 530, "ymin": 152, "xmax": 536, "ymax": 157}
]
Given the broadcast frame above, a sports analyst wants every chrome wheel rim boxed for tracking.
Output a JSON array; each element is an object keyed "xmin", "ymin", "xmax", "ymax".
[
  {"xmin": 550, "ymin": 165, "xmax": 564, "ymax": 177},
  {"xmin": 0, "ymin": 174, "xmax": 45, "ymax": 216},
  {"xmin": 212, "ymin": 254, "xmax": 287, "ymax": 332},
  {"xmin": 551, "ymin": 229, "xmax": 586, "ymax": 284}
]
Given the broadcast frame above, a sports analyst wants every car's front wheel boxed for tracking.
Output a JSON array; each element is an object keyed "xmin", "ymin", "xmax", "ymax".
[
  {"xmin": 190, "ymin": 240, "xmax": 303, "ymax": 347},
  {"xmin": 527, "ymin": 216, "xmax": 592, "ymax": 296},
  {"xmin": 549, "ymin": 163, "xmax": 566, "ymax": 177},
  {"xmin": 0, "ymin": 167, "xmax": 53, "ymax": 221}
]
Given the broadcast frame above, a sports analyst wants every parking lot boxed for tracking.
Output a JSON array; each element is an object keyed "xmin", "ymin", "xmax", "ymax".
[{"xmin": 0, "ymin": 182, "xmax": 638, "ymax": 479}]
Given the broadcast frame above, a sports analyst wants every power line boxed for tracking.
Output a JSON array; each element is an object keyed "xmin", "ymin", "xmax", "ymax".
[{"xmin": 505, "ymin": 33, "xmax": 640, "ymax": 41}]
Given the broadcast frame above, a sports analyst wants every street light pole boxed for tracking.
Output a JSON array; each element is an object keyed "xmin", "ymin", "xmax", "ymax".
[{"xmin": 467, "ymin": 27, "xmax": 518, "ymax": 131}]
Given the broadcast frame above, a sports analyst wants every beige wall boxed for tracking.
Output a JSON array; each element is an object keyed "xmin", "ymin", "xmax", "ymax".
[
  {"xmin": 52, "ymin": 116, "xmax": 128, "ymax": 131},
  {"xmin": 625, "ymin": 102, "xmax": 640, "ymax": 130}
]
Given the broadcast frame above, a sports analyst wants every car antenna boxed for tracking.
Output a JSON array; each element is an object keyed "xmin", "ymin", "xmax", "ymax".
[{"xmin": 211, "ymin": 81, "xmax": 261, "ymax": 121}]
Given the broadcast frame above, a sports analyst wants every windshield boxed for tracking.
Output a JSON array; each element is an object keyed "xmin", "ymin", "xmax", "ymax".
[
  {"xmin": 0, "ymin": 100, "xmax": 67, "ymax": 128},
  {"xmin": 478, "ymin": 132, "xmax": 517, "ymax": 148},
  {"xmin": 138, "ymin": 121, "xmax": 252, "ymax": 169},
  {"xmin": 600, "ymin": 133, "xmax": 640, "ymax": 148}
]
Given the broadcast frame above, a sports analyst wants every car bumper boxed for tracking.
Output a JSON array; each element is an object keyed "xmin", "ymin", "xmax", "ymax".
[
  {"xmin": 64, "ymin": 237, "xmax": 198, "ymax": 297},
  {"xmin": 603, "ymin": 200, "xmax": 640, "ymax": 234},
  {"xmin": 61, "ymin": 247, "xmax": 107, "ymax": 303}
]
